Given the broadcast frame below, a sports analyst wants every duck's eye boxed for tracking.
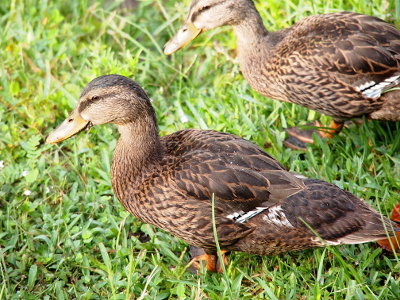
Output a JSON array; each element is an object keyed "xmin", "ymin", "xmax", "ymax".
[
  {"xmin": 200, "ymin": 5, "xmax": 210, "ymax": 11},
  {"xmin": 91, "ymin": 95, "xmax": 99, "ymax": 101}
]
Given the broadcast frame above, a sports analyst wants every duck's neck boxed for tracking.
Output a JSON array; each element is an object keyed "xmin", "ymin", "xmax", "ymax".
[
  {"xmin": 111, "ymin": 114, "xmax": 162, "ymax": 201},
  {"xmin": 231, "ymin": 6, "xmax": 269, "ymax": 48}
]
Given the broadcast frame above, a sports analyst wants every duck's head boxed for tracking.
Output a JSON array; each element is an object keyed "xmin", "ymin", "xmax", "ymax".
[
  {"xmin": 164, "ymin": 0, "xmax": 254, "ymax": 55},
  {"xmin": 46, "ymin": 75, "xmax": 153, "ymax": 144}
]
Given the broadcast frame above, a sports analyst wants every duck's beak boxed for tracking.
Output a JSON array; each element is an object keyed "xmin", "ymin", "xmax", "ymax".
[
  {"xmin": 46, "ymin": 108, "xmax": 91, "ymax": 144},
  {"xmin": 164, "ymin": 21, "xmax": 202, "ymax": 55}
]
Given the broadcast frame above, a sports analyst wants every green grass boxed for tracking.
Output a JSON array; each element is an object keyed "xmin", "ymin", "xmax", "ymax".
[{"xmin": 1, "ymin": 0, "xmax": 399, "ymax": 298}]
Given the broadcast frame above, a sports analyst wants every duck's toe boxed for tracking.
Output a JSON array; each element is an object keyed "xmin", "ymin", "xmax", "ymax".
[
  {"xmin": 283, "ymin": 120, "xmax": 345, "ymax": 150},
  {"xmin": 285, "ymin": 121, "xmax": 323, "ymax": 144},
  {"xmin": 282, "ymin": 135, "xmax": 308, "ymax": 151},
  {"xmin": 283, "ymin": 121, "xmax": 324, "ymax": 150}
]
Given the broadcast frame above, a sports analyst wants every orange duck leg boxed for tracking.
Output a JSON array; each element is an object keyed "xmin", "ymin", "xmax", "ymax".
[
  {"xmin": 188, "ymin": 246, "xmax": 228, "ymax": 273},
  {"xmin": 377, "ymin": 203, "xmax": 400, "ymax": 253}
]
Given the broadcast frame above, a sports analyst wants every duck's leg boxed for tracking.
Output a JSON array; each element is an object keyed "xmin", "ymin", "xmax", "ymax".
[
  {"xmin": 377, "ymin": 203, "xmax": 400, "ymax": 253},
  {"xmin": 283, "ymin": 120, "xmax": 344, "ymax": 150},
  {"xmin": 188, "ymin": 246, "xmax": 228, "ymax": 273}
]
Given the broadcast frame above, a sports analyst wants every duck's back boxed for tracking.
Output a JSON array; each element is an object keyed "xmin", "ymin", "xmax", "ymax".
[{"xmin": 162, "ymin": 129, "xmax": 278, "ymax": 162}]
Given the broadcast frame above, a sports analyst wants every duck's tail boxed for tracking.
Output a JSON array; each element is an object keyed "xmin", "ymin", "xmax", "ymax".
[{"xmin": 320, "ymin": 205, "xmax": 400, "ymax": 247}]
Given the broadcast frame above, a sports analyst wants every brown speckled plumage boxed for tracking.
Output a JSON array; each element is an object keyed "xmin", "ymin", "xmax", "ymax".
[
  {"xmin": 165, "ymin": 0, "xmax": 400, "ymax": 123},
  {"xmin": 47, "ymin": 75, "xmax": 399, "ymax": 265}
]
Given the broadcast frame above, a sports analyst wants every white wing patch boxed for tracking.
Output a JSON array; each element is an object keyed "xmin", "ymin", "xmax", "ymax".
[
  {"xmin": 262, "ymin": 205, "xmax": 294, "ymax": 228},
  {"xmin": 226, "ymin": 210, "xmax": 245, "ymax": 220},
  {"xmin": 355, "ymin": 81, "xmax": 376, "ymax": 93},
  {"xmin": 293, "ymin": 173, "xmax": 308, "ymax": 180},
  {"xmin": 356, "ymin": 74, "xmax": 400, "ymax": 99},
  {"xmin": 311, "ymin": 237, "xmax": 341, "ymax": 246},
  {"xmin": 229, "ymin": 207, "xmax": 269, "ymax": 224},
  {"xmin": 226, "ymin": 203, "xmax": 298, "ymax": 228}
]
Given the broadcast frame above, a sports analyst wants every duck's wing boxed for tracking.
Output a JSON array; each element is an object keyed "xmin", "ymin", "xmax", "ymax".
[
  {"xmin": 170, "ymin": 145, "xmax": 306, "ymax": 248},
  {"xmin": 175, "ymin": 150, "xmax": 305, "ymax": 203},
  {"xmin": 169, "ymin": 131, "xmax": 306, "ymax": 209}
]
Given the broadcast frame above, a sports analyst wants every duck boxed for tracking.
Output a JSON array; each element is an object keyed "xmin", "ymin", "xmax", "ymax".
[
  {"xmin": 164, "ymin": 0, "xmax": 400, "ymax": 149},
  {"xmin": 46, "ymin": 74, "xmax": 400, "ymax": 272}
]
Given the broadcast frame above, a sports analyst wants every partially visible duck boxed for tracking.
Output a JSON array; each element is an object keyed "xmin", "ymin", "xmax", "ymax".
[
  {"xmin": 164, "ymin": 0, "xmax": 400, "ymax": 149},
  {"xmin": 46, "ymin": 75, "xmax": 399, "ymax": 272}
]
